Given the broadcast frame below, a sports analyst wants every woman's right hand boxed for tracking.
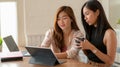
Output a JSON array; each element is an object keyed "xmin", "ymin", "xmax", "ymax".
[{"xmin": 76, "ymin": 39, "xmax": 94, "ymax": 50}]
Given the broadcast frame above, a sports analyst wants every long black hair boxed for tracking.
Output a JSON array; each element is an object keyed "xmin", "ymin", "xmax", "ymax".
[{"xmin": 81, "ymin": 0, "xmax": 113, "ymax": 40}]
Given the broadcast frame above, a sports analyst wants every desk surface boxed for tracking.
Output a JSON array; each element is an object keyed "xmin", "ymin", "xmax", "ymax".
[
  {"xmin": 0, "ymin": 57, "xmax": 93, "ymax": 67},
  {"xmin": 0, "ymin": 46, "xmax": 93, "ymax": 67}
]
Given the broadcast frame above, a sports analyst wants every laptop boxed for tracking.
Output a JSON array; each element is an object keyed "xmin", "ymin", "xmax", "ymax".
[
  {"xmin": 3, "ymin": 35, "xmax": 30, "ymax": 57},
  {"xmin": 25, "ymin": 46, "xmax": 66, "ymax": 66}
]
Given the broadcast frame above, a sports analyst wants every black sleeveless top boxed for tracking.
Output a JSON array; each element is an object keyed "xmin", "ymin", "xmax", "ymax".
[{"xmin": 85, "ymin": 26, "xmax": 107, "ymax": 63}]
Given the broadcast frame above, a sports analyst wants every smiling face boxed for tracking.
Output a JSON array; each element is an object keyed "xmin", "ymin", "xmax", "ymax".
[
  {"xmin": 57, "ymin": 11, "xmax": 71, "ymax": 31},
  {"xmin": 83, "ymin": 7, "xmax": 99, "ymax": 26}
]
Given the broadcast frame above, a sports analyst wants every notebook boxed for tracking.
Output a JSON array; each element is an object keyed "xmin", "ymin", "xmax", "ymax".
[
  {"xmin": 25, "ymin": 46, "xmax": 66, "ymax": 66},
  {"xmin": 3, "ymin": 35, "xmax": 30, "ymax": 57},
  {"xmin": 0, "ymin": 51, "xmax": 23, "ymax": 62}
]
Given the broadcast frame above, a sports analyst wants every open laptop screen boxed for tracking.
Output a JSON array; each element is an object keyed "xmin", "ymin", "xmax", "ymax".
[
  {"xmin": 3, "ymin": 35, "xmax": 30, "ymax": 57},
  {"xmin": 3, "ymin": 35, "xmax": 19, "ymax": 51}
]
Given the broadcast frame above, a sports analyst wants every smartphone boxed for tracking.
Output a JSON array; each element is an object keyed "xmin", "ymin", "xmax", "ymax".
[
  {"xmin": 75, "ymin": 37, "xmax": 85, "ymax": 46},
  {"xmin": 76, "ymin": 37, "xmax": 85, "ymax": 41}
]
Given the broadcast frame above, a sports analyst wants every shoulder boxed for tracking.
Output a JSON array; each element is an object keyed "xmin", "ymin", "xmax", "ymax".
[
  {"xmin": 105, "ymin": 29, "xmax": 116, "ymax": 37},
  {"xmin": 45, "ymin": 28, "xmax": 54, "ymax": 37},
  {"xmin": 46, "ymin": 28, "xmax": 54, "ymax": 34},
  {"xmin": 104, "ymin": 29, "xmax": 116, "ymax": 44}
]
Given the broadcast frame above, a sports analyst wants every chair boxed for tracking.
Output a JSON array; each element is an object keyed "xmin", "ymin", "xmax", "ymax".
[{"xmin": 112, "ymin": 47, "xmax": 120, "ymax": 67}]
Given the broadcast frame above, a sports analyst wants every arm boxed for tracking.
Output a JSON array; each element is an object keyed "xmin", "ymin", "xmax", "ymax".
[
  {"xmin": 55, "ymin": 52, "xmax": 67, "ymax": 59},
  {"xmin": 80, "ymin": 29, "xmax": 117, "ymax": 65},
  {"xmin": 40, "ymin": 29, "xmax": 52, "ymax": 47},
  {"xmin": 54, "ymin": 47, "xmax": 79, "ymax": 59},
  {"xmin": 91, "ymin": 29, "xmax": 117, "ymax": 65},
  {"xmin": 54, "ymin": 30, "xmax": 83, "ymax": 59}
]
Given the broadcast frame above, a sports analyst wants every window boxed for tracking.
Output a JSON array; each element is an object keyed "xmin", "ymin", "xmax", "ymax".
[{"xmin": 0, "ymin": 2, "xmax": 18, "ymax": 52}]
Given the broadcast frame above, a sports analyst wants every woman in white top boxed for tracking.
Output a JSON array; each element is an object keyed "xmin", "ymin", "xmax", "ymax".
[{"xmin": 41, "ymin": 6, "xmax": 84, "ymax": 61}]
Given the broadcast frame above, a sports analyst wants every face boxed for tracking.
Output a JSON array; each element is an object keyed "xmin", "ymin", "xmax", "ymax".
[
  {"xmin": 83, "ymin": 7, "xmax": 99, "ymax": 26},
  {"xmin": 57, "ymin": 11, "xmax": 71, "ymax": 30}
]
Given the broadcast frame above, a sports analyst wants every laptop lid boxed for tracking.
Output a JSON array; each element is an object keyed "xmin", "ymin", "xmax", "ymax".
[
  {"xmin": 3, "ymin": 35, "xmax": 30, "ymax": 57},
  {"xmin": 3, "ymin": 35, "xmax": 19, "ymax": 51},
  {"xmin": 25, "ymin": 46, "xmax": 65, "ymax": 66}
]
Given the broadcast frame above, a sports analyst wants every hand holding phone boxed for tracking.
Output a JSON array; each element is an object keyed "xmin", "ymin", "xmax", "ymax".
[
  {"xmin": 75, "ymin": 37, "xmax": 85, "ymax": 46},
  {"xmin": 76, "ymin": 37, "xmax": 85, "ymax": 41}
]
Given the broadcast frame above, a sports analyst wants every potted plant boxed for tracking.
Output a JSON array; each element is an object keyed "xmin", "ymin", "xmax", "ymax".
[
  {"xmin": 117, "ymin": 19, "xmax": 120, "ymax": 24},
  {"xmin": 0, "ymin": 37, "xmax": 3, "ymax": 52},
  {"xmin": 116, "ymin": 18, "xmax": 120, "ymax": 29}
]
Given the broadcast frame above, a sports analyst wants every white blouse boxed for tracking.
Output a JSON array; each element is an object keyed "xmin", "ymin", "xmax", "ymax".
[{"xmin": 41, "ymin": 28, "xmax": 84, "ymax": 61}]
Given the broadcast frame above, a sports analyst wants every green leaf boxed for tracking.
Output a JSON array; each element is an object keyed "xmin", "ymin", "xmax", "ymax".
[
  {"xmin": 0, "ymin": 37, "xmax": 3, "ymax": 46},
  {"xmin": 117, "ymin": 19, "xmax": 120, "ymax": 24}
]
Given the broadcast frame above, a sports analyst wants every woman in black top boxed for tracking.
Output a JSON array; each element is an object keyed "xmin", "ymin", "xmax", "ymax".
[{"xmin": 77, "ymin": 0, "xmax": 117, "ymax": 67}]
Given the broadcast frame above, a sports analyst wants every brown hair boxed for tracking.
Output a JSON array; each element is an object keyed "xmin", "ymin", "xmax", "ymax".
[{"xmin": 53, "ymin": 6, "xmax": 79, "ymax": 51}]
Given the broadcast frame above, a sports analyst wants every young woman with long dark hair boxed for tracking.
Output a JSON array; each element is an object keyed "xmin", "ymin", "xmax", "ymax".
[{"xmin": 77, "ymin": 0, "xmax": 117, "ymax": 67}]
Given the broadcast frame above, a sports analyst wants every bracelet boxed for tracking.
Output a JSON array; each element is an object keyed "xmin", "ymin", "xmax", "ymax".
[
  {"xmin": 66, "ymin": 50, "xmax": 71, "ymax": 58},
  {"xmin": 92, "ymin": 49, "xmax": 97, "ymax": 54}
]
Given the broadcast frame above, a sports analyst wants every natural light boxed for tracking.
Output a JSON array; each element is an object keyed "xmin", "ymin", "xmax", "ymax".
[{"xmin": 0, "ymin": 2, "xmax": 18, "ymax": 52}]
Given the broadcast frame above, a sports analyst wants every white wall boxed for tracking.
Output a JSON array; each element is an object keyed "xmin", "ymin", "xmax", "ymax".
[
  {"xmin": 24, "ymin": 0, "xmax": 88, "ymax": 35},
  {"xmin": 109, "ymin": 0, "xmax": 120, "ymax": 28},
  {"xmin": 101, "ymin": 0, "xmax": 109, "ymax": 21},
  {"xmin": 20, "ymin": 0, "xmax": 110, "ymax": 45},
  {"xmin": 1, "ymin": 0, "xmax": 119, "ymax": 46}
]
